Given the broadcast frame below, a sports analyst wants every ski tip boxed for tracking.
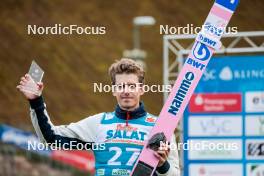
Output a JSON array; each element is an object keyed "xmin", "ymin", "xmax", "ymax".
[{"xmin": 216, "ymin": 0, "xmax": 239, "ymax": 12}]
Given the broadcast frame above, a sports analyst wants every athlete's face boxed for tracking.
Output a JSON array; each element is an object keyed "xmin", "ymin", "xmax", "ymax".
[{"xmin": 113, "ymin": 73, "xmax": 144, "ymax": 111}]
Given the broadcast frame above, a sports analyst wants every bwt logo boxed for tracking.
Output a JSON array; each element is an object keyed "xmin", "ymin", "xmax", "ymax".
[
  {"xmin": 193, "ymin": 42, "xmax": 210, "ymax": 61},
  {"xmin": 198, "ymin": 34, "xmax": 218, "ymax": 48},
  {"xmin": 186, "ymin": 42, "xmax": 210, "ymax": 71}
]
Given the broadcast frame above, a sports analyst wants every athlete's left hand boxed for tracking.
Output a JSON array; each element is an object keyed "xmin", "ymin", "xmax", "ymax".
[{"xmin": 154, "ymin": 142, "xmax": 170, "ymax": 167}]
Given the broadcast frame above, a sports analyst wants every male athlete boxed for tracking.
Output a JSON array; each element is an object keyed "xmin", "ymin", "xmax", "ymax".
[{"xmin": 17, "ymin": 58, "xmax": 180, "ymax": 176}]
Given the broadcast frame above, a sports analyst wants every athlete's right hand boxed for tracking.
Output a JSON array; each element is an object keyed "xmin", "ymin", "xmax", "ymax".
[{"xmin": 16, "ymin": 74, "xmax": 44, "ymax": 100}]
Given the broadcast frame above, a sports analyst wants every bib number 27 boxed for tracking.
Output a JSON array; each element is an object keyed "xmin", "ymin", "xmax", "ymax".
[{"xmin": 107, "ymin": 147, "xmax": 140, "ymax": 166}]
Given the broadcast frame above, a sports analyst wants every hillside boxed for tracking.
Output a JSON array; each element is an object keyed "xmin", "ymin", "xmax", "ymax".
[{"xmin": 0, "ymin": 0, "xmax": 263, "ymax": 130}]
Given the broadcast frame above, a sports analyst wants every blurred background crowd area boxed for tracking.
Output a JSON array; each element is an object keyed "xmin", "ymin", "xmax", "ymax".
[{"xmin": 0, "ymin": 142, "xmax": 89, "ymax": 176}]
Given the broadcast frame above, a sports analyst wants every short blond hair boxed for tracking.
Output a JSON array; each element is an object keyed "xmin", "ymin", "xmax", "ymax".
[{"xmin": 108, "ymin": 58, "xmax": 145, "ymax": 85}]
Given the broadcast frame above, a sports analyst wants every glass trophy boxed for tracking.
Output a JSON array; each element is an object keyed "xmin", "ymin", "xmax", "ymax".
[{"xmin": 21, "ymin": 60, "xmax": 44, "ymax": 95}]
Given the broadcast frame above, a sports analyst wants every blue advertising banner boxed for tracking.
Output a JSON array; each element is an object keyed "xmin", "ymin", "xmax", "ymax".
[
  {"xmin": 183, "ymin": 55, "xmax": 264, "ymax": 176},
  {"xmin": 0, "ymin": 124, "xmax": 51, "ymax": 156}
]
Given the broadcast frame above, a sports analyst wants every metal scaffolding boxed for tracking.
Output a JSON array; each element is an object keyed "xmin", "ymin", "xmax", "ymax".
[{"xmin": 163, "ymin": 31, "xmax": 264, "ymax": 101}]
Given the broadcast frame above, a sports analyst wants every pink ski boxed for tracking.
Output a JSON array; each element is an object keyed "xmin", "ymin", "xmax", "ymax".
[{"xmin": 131, "ymin": 0, "xmax": 239, "ymax": 175}]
